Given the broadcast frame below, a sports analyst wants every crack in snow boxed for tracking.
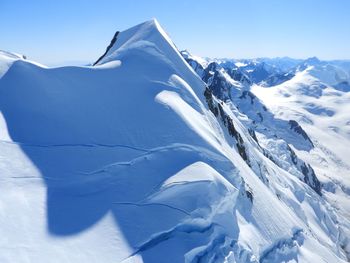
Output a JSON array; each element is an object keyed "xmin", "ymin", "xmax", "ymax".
[
  {"xmin": 0, "ymin": 140, "xmax": 149, "ymax": 152},
  {"xmin": 112, "ymin": 201, "xmax": 191, "ymax": 216},
  {"xmin": 123, "ymin": 221, "xmax": 217, "ymax": 261}
]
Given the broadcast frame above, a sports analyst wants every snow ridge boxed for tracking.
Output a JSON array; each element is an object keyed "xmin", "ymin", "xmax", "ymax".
[{"xmin": 0, "ymin": 21, "xmax": 349, "ymax": 263}]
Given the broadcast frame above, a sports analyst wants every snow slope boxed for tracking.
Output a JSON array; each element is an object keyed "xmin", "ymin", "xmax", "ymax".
[
  {"xmin": 252, "ymin": 69, "xmax": 350, "ymax": 244},
  {"xmin": 0, "ymin": 19, "xmax": 349, "ymax": 262},
  {"xmin": 183, "ymin": 50, "xmax": 350, "ymax": 262}
]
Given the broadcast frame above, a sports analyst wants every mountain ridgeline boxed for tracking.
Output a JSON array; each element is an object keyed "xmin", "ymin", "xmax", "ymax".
[{"xmin": 0, "ymin": 20, "xmax": 349, "ymax": 262}]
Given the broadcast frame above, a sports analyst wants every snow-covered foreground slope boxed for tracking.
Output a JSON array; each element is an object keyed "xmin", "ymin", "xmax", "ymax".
[
  {"xmin": 0, "ymin": 20, "xmax": 349, "ymax": 262},
  {"xmin": 252, "ymin": 69, "xmax": 350, "ymax": 241}
]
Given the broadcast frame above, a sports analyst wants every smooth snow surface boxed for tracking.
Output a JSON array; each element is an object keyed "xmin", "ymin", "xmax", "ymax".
[{"xmin": 0, "ymin": 19, "xmax": 349, "ymax": 262}]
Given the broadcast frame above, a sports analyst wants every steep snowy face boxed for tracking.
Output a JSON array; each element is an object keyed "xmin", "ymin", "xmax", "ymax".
[
  {"xmin": 251, "ymin": 68, "xmax": 350, "ymax": 261},
  {"xmin": 184, "ymin": 52, "xmax": 321, "ymax": 192},
  {"xmin": 0, "ymin": 20, "xmax": 349, "ymax": 263},
  {"xmin": 183, "ymin": 50, "xmax": 350, "ymax": 261},
  {"xmin": 95, "ymin": 19, "xmax": 196, "ymax": 79},
  {"xmin": 252, "ymin": 68, "xmax": 350, "ymax": 178}
]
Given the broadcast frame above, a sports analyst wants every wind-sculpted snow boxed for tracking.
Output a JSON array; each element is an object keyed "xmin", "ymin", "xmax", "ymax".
[{"xmin": 0, "ymin": 19, "xmax": 349, "ymax": 262}]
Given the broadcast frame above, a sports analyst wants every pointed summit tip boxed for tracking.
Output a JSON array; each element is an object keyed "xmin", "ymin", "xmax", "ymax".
[
  {"xmin": 132, "ymin": 18, "xmax": 161, "ymax": 31},
  {"xmin": 94, "ymin": 18, "xmax": 179, "ymax": 66},
  {"xmin": 149, "ymin": 17, "xmax": 159, "ymax": 24}
]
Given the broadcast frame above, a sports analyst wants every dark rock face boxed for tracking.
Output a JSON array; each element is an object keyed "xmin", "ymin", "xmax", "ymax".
[
  {"xmin": 248, "ymin": 128, "xmax": 258, "ymax": 143},
  {"xmin": 246, "ymin": 189, "xmax": 253, "ymax": 203},
  {"xmin": 217, "ymin": 103, "xmax": 249, "ymax": 164},
  {"xmin": 204, "ymin": 88, "xmax": 250, "ymax": 165},
  {"xmin": 202, "ymin": 62, "xmax": 232, "ymax": 100},
  {"xmin": 289, "ymin": 120, "xmax": 314, "ymax": 147},
  {"xmin": 93, "ymin": 31, "xmax": 120, "ymax": 66},
  {"xmin": 301, "ymin": 163, "xmax": 322, "ymax": 195},
  {"xmin": 287, "ymin": 144, "xmax": 321, "ymax": 195},
  {"xmin": 287, "ymin": 145, "xmax": 298, "ymax": 165},
  {"xmin": 227, "ymin": 117, "xmax": 249, "ymax": 163},
  {"xmin": 204, "ymin": 87, "xmax": 219, "ymax": 117}
]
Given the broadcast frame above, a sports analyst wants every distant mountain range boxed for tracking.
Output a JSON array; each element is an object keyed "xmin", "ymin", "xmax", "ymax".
[{"xmin": 182, "ymin": 51, "xmax": 350, "ymax": 90}]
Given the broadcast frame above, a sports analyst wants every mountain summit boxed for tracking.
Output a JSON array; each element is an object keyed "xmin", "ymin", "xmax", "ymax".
[{"xmin": 0, "ymin": 20, "xmax": 349, "ymax": 263}]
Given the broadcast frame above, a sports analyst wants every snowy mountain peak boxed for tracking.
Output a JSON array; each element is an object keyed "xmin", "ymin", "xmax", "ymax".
[
  {"xmin": 94, "ymin": 18, "xmax": 180, "ymax": 66},
  {"xmin": 1, "ymin": 20, "xmax": 350, "ymax": 262}
]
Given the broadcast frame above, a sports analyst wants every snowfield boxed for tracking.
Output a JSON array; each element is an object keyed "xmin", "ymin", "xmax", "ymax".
[{"xmin": 0, "ymin": 19, "xmax": 349, "ymax": 262}]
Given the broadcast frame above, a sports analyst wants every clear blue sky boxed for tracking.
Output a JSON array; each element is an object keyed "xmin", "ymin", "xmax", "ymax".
[{"xmin": 1, "ymin": 0, "xmax": 349, "ymax": 65}]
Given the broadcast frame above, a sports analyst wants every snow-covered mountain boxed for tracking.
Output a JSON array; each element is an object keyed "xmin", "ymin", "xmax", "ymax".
[
  {"xmin": 0, "ymin": 19, "xmax": 349, "ymax": 263},
  {"xmin": 212, "ymin": 57, "xmax": 301, "ymax": 87},
  {"xmin": 181, "ymin": 50, "xmax": 350, "ymax": 262},
  {"xmin": 210, "ymin": 56, "xmax": 350, "ymax": 91},
  {"xmin": 296, "ymin": 58, "xmax": 350, "ymax": 92}
]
